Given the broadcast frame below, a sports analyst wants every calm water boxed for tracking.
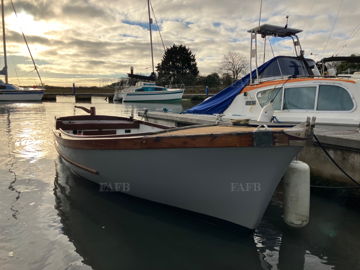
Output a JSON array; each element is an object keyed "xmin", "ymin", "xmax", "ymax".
[{"xmin": 1, "ymin": 100, "xmax": 360, "ymax": 270}]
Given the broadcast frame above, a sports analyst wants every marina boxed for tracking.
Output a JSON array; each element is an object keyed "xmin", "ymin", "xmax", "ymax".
[
  {"xmin": 1, "ymin": 0, "xmax": 360, "ymax": 269},
  {"xmin": 1, "ymin": 101, "xmax": 360, "ymax": 270},
  {"xmin": 138, "ymin": 109, "xmax": 360, "ymax": 185}
]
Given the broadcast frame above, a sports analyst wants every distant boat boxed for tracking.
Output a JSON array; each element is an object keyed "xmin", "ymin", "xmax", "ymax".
[
  {"xmin": 114, "ymin": 0, "xmax": 184, "ymax": 102},
  {"xmin": 115, "ymin": 81, "xmax": 184, "ymax": 102},
  {"xmin": 54, "ymin": 105, "xmax": 312, "ymax": 229},
  {"xmin": 0, "ymin": 0, "xmax": 44, "ymax": 101}
]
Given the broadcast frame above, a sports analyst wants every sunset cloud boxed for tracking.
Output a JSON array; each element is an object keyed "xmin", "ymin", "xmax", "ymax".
[{"xmin": 0, "ymin": 0, "xmax": 358, "ymax": 86}]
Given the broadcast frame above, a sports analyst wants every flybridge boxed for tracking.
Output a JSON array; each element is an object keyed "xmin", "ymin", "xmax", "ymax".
[
  {"xmin": 248, "ymin": 24, "xmax": 302, "ymax": 37},
  {"xmin": 248, "ymin": 24, "xmax": 308, "ymax": 85}
]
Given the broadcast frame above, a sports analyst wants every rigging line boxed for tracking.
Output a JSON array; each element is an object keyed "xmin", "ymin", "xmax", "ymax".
[
  {"xmin": 14, "ymin": 66, "xmax": 20, "ymax": 85},
  {"xmin": 150, "ymin": 1, "xmax": 166, "ymax": 52},
  {"xmin": 10, "ymin": 0, "xmax": 43, "ymax": 86},
  {"xmin": 333, "ymin": 23, "xmax": 360, "ymax": 56},
  {"xmin": 268, "ymin": 38, "xmax": 275, "ymax": 57},
  {"xmin": 258, "ymin": 0, "xmax": 263, "ymax": 27},
  {"xmin": 335, "ymin": 23, "xmax": 360, "ymax": 56},
  {"xmin": 322, "ymin": 0, "xmax": 344, "ymax": 53},
  {"xmin": 268, "ymin": 38, "xmax": 283, "ymax": 77}
]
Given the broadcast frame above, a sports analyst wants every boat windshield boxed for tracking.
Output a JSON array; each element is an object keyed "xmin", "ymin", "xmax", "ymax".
[
  {"xmin": 135, "ymin": 86, "xmax": 166, "ymax": 92},
  {"xmin": 0, "ymin": 83, "xmax": 21, "ymax": 90}
]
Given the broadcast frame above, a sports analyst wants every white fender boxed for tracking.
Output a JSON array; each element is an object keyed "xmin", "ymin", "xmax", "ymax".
[{"xmin": 283, "ymin": 160, "xmax": 310, "ymax": 228}]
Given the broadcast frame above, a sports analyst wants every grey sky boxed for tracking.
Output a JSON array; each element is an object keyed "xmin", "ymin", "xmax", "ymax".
[{"xmin": 1, "ymin": 0, "xmax": 359, "ymax": 86}]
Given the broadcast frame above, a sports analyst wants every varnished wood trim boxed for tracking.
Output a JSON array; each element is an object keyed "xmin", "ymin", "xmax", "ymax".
[
  {"xmin": 55, "ymin": 130, "xmax": 255, "ymax": 150},
  {"xmin": 273, "ymin": 133, "xmax": 290, "ymax": 146},
  {"xmin": 55, "ymin": 114, "xmax": 169, "ymax": 130},
  {"xmin": 55, "ymin": 143, "xmax": 99, "ymax": 174},
  {"xmin": 56, "ymin": 122, "xmax": 140, "ymax": 130}
]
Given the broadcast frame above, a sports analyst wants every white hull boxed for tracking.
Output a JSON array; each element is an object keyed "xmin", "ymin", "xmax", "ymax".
[
  {"xmin": 0, "ymin": 91, "xmax": 44, "ymax": 101},
  {"xmin": 224, "ymin": 78, "xmax": 360, "ymax": 126},
  {"xmin": 115, "ymin": 89, "xmax": 184, "ymax": 102},
  {"xmin": 56, "ymin": 143, "xmax": 300, "ymax": 229}
]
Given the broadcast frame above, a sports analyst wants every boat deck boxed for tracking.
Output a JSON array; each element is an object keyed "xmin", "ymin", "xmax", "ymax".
[{"xmin": 153, "ymin": 125, "xmax": 284, "ymax": 137}]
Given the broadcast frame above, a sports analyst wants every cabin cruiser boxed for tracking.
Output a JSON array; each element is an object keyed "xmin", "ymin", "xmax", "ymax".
[
  {"xmin": 185, "ymin": 24, "xmax": 360, "ymax": 127},
  {"xmin": 54, "ymin": 105, "xmax": 312, "ymax": 229},
  {"xmin": 114, "ymin": 81, "xmax": 184, "ymax": 102}
]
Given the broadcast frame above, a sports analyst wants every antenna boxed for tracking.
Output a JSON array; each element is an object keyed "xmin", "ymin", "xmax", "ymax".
[{"xmin": 285, "ymin": 15, "xmax": 289, "ymax": 29}]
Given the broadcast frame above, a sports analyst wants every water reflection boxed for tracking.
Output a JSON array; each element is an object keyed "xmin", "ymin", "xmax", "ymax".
[
  {"xmin": 0, "ymin": 104, "xmax": 50, "ymax": 163},
  {"xmin": 54, "ymin": 159, "xmax": 263, "ymax": 270},
  {"xmin": 1, "ymin": 101, "xmax": 360, "ymax": 270},
  {"xmin": 3, "ymin": 107, "xmax": 21, "ymax": 219},
  {"xmin": 254, "ymin": 192, "xmax": 360, "ymax": 269},
  {"xmin": 91, "ymin": 96, "xmax": 110, "ymax": 104},
  {"xmin": 116, "ymin": 101, "xmax": 184, "ymax": 114},
  {"xmin": 56, "ymin": 95, "xmax": 76, "ymax": 103},
  {"xmin": 54, "ymin": 154, "xmax": 360, "ymax": 270}
]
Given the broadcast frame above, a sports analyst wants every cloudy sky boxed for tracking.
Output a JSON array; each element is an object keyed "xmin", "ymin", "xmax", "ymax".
[{"xmin": 1, "ymin": 0, "xmax": 359, "ymax": 86}]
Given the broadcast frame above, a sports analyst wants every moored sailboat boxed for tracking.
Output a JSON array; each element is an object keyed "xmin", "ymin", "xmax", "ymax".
[
  {"xmin": 114, "ymin": 0, "xmax": 184, "ymax": 102},
  {"xmin": 0, "ymin": 0, "xmax": 44, "ymax": 101}
]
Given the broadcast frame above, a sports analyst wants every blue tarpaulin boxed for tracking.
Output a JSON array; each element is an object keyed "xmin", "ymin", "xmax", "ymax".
[{"xmin": 184, "ymin": 56, "xmax": 315, "ymax": 115}]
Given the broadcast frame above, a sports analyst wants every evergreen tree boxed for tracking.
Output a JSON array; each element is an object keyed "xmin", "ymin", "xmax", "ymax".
[
  {"xmin": 336, "ymin": 54, "xmax": 360, "ymax": 74},
  {"xmin": 204, "ymin": 73, "xmax": 220, "ymax": 87},
  {"xmin": 156, "ymin": 44, "xmax": 199, "ymax": 86}
]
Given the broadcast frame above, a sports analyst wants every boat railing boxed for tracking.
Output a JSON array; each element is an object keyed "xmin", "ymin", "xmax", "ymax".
[{"xmin": 165, "ymin": 83, "xmax": 185, "ymax": 89}]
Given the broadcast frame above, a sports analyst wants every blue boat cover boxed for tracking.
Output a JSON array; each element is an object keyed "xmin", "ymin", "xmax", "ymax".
[{"xmin": 184, "ymin": 56, "xmax": 317, "ymax": 115}]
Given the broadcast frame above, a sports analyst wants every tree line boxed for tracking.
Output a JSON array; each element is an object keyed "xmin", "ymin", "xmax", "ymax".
[
  {"xmin": 118, "ymin": 44, "xmax": 360, "ymax": 90},
  {"xmin": 156, "ymin": 44, "xmax": 248, "ymax": 89}
]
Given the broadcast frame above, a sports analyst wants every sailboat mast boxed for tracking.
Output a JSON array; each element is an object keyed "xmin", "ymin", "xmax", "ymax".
[
  {"xmin": 147, "ymin": 0, "xmax": 155, "ymax": 75},
  {"xmin": 1, "ymin": 0, "xmax": 7, "ymax": 83}
]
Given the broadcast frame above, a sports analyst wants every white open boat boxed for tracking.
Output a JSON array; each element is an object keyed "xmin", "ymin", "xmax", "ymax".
[{"xmin": 54, "ymin": 106, "xmax": 312, "ymax": 229}]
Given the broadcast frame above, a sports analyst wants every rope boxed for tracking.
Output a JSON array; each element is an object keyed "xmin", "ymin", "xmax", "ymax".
[
  {"xmin": 258, "ymin": 0, "xmax": 262, "ymax": 27},
  {"xmin": 333, "ymin": 23, "xmax": 360, "ymax": 56},
  {"xmin": 10, "ymin": 0, "xmax": 44, "ymax": 86},
  {"xmin": 311, "ymin": 133, "xmax": 360, "ymax": 189},
  {"xmin": 322, "ymin": 0, "xmax": 344, "ymax": 54},
  {"xmin": 150, "ymin": 1, "xmax": 166, "ymax": 52}
]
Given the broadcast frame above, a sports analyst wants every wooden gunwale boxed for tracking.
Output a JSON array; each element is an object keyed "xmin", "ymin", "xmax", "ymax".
[
  {"xmin": 54, "ymin": 128, "xmax": 305, "ymax": 150},
  {"xmin": 55, "ymin": 114, "xmax": 169, "ymax": 130}
]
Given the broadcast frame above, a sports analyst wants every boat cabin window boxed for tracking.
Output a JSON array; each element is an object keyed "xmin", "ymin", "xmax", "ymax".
[
  {"xmin": 256, "ymin": 88, "xmax": 282, "ymax": 110},
  {"xmin": 283, "ymin": 86, "xmax": 316, "ymax": 110},
  {"xmin": 317, "ymin": 85, "xmax": 354, "ymax": 111},
  {"xmin": 135, "ymin": 87, "xmax": 165, "ymax": 92}
]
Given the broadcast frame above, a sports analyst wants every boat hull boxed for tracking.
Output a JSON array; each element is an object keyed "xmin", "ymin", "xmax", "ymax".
[
  {"xmin": 0, "ymin": 90, "xmax": 44, "ymax": 101},
  {"xmin": 122, "ymin": 89, "xmax": 184, "ymax": 102},
  {"xmin": 55, "ymin": 142, "xmax": 301, "ymax": 229}
]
